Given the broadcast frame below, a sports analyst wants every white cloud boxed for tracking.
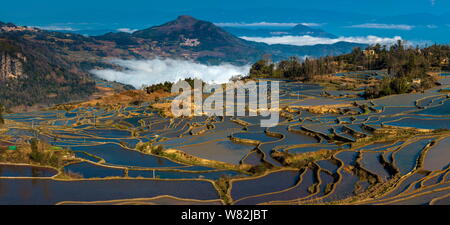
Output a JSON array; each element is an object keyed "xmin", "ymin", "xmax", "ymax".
[
  {"xmin": 270, "ymin": 31, "xmax": 290, "ymax": 35},
  {"xmin": 348, "ymin": 23, "xmax": 414, "ymax": 30},
  {"xmin": 240, "ymin": 35, "xmax": 403, "ymax": 46},
  {"xmin": 90, "ymin": 58, "xmax": 250, "ymax": 88},
  {"xmin": 215, "ymin": 22, "xmax": 323, "ymax": 27},
  {"xmin": 116, "ymin": 28, "xmax": 138, "ymax": 33},
  {"xmin": 33, "ymin": 25, "xmax": 78, "ymax": 31}
]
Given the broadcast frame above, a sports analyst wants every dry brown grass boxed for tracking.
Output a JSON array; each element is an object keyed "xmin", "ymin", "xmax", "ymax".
[
  {"xmin": 290, "ymin": 104, "xmax": 352, "ymax": 114},
  {"xmin": 79, "ymin": 89, "xmax": 173, "ymax": 107},
  {"xmin": 164, "ymin": 149, "xmax": 251, "ymax": 172}
]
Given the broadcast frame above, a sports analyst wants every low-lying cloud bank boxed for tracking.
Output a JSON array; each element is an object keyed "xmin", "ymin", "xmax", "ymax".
[
  {"xmin": 90, "ymin": 58, "xmax": 250, "ymax": 89},
  {"xmin": 240, "ymin": 35, "xmax": 403, "ymax": 46},
  {"xmin": 347, "ymin": 23, "xmax": 414, "ymax": 30},
  {"xmin": 33, "ymin": 25, "xmax": 78, "ymax": 31},
  {"xmin": 215, "ymin": 22, "xmax": 322, "ymax": 27},
  {"xmin": 116, "ymin": 28, "xmax": 138, "ymax": 33}
]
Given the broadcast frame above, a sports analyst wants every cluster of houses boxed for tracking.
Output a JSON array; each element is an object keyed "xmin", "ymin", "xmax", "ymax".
[
  {"xmin": 0, "ymin": 25, "xmax": 37, "ymax": 32},
  {"xmin": 180, "ymin": 38, "xmax": 200, "ymax": 47}
]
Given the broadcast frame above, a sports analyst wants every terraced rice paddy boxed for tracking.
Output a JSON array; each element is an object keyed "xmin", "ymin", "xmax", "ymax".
[
  {"xmin": 0, "ymin": 179, "xmax": 219, "ymax": 205},
  {"xmin": 0, "ymin": 164, "xmax": 58, "ymax": 177},
  {"xmin": 1, "ymin": 74, "xmax": 449, "ymax": 205}
]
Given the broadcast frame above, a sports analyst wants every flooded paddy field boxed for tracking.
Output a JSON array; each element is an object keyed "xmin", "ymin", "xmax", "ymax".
[
  {"xmin": 1, "ymin": 74, "xmax": 449, "ymax": 205},
  {"xmin": 0, "ymin": 164, "xmax": 58, "ymax": 177},
  {"xmin": 0, "ymin": 178, "xmax": 220, "ymax": 205}
]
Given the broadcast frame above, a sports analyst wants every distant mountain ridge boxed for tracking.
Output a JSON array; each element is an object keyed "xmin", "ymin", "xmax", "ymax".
[
  {"xmin": 133, "ymin": 15, "xmax": 255, "ymax": 49},
  {"xmin": 129, "ymin": 15, "xmax": 264, "ymax": 64},
  {"xmin": 94, "ymin": 15, "xmax": 364, "ymax": 63},
  {"xmin": 0, "ymin": 16, "xmax": 366, "ymax": 107},
  {"xmin": 1, "ymin": 16, "xmax": 364, "ymax": 64},
  {"xmin": 222, "ymin": 24, "xmax": 337, "ymax": 38}
]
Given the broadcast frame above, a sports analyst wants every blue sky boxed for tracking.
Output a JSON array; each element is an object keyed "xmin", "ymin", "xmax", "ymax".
[
  {"xmin": 0, "ymin": 0, "xmax": 446, "ymax": 13},
  {"xmin": 0, "ymin": 0, "xmax": 448, "ymax": 24},
  {"xmin": 1, "ymin": 0, "xmax": 448, "ymax": 44}
]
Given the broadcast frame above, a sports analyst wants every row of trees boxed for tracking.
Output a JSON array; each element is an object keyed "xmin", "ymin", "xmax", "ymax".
[
  {"xmin": 251, "ymin": 41, "xmax": 450, "ymax": 80},
  {"xmin": 249, "ymin": 41, "xmax": 449, "ymax": 98},
  {"xmin": 0, "ymin": 104, "xmax": 4, "ymax": 125},
  {"xmin": 249, "ymin": 56, "xmax": 339, "ymax": 80},
  {"xmin": 144, "ymin": 78, "xmax": 205, "ymax": 94}
]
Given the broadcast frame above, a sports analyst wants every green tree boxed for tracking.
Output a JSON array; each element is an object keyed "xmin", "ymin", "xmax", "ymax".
[
  {"xmin": 0, "ymin": 104, "xmax": 4, "ymax": 125},
  {"xmin": 391, "ymin": 77, "xmax": 410, "ymax": 94},
  {"xmin": 249, "ymin": 59, "xmax": 274, "ymax": 78}
]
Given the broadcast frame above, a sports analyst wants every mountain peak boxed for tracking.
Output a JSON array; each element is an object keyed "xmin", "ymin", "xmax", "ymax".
[
  {"xmin": 175, "ymin": 15, "xmax": 199, "ymax": 23},
  {"xmin": 133, "ymin": 15, "xmax": 211, "ymax": 38},
  {"xmin": 291, "ymin": 24, "xmax": 337, "ymax": 38},
  {"xmin": 132, "ymin": 15, "xmax": 240, "ymax": 47},
  {"xmin": 167, "ymin": 15, "xmax": 210, "ymax": 28}
]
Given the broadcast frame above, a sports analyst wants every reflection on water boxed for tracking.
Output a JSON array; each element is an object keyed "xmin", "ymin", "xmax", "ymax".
[
  {"xmin": 0, "ymin": 165, "xmax": 57, "ymax": 177},
  {"xmin": 0, "ymin": 178, "xmax": 219, "ymax": 205},
  {"xmin": 1, "ymin": 76, "xmax": 450, "ymax": 205}
]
